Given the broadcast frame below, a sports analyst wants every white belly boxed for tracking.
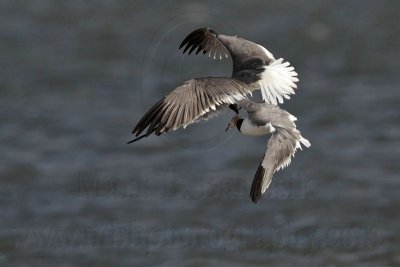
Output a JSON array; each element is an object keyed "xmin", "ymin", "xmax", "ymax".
[{"xmin": 240, "ymin": 118, "xmax": 275, "ymax": 136}]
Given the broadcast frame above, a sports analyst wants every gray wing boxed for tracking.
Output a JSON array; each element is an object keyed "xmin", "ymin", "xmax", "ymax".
[
  {"xmin": 130, "ymin": 78, "xmax": 251, "ymax": 141},
  {"xmin": 250, "ymin": 129, "xmax": 297, "ymax": 203},
  {"xmin": 250, "ymin": 127, "xmax": 311, "ymax": 203},
  {"xmin": 179, "ymin": 28, "xmax": 229, "ymax": 59},
  {"xmin": 179, "ymin": 28, "xmax": 271, "ymax": 68}
]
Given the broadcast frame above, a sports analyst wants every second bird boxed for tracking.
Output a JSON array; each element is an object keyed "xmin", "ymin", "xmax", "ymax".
[{"xmin": 226, "ymin": 100, "xmax": 310, "ymax": 203}]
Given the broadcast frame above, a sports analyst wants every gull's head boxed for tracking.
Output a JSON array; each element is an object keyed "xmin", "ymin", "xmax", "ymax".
[{"xmin": 225, "ymin": 114, "xmax": 241, "ymax": 131}]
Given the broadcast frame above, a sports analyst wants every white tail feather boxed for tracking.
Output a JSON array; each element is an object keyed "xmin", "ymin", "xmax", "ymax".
[{"xmin": 259, "ymin": 58, "xmax": 299, "ymax": 105}]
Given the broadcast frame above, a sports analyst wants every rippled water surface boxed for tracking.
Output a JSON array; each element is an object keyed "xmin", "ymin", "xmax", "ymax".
[{"xmin": 1, "ymin": 0, "xmax": 399, "ymax": 266}]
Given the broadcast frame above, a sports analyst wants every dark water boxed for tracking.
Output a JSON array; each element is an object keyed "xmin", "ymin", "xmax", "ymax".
[{"xmin": 1, "ymin": 0, "xmax": 399, "ymax": 266}]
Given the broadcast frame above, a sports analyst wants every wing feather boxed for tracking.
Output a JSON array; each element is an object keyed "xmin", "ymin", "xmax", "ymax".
[
  {"xmin": 250, "ymin": 127, "xmax": 311, "ymax": 203},
  {"xmin": 130, "ymin": 78, "xmax": 251, "ymax": 140},
  {"xmin": 179, "ymin": 28, "xmax": 229, "ymax": 59}
]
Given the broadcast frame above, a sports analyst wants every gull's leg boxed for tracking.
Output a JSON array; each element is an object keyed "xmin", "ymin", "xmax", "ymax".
[{"xmin": 229, "ymin": 104, "xmax": 241, "ymax": 114}]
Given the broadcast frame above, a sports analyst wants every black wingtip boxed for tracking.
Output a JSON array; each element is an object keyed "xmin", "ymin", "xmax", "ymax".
[
  {"xmin": 250, "ymin": 163, "xmax": 265, "ymax": 203},
  {"xmin": 178, "ymin": 27, "xmax": 218, "ymax": 51},
  {"xmin": 251, "ymin": 193, "xmax": 261, "ymax": 204},
  {"xmin": 127, "ymin": 134, "xmax": 147, "ymax": 144}
]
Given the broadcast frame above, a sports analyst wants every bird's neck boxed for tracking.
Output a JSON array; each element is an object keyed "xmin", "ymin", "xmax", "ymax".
[{"xmin": 236, "ymin": 119, "xmax": 244, "ymax": 132}]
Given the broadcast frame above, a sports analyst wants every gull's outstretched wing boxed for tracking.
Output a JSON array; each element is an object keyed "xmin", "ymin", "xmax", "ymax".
[
  {"xmin": 179, "ymin": 28, "xmax": 230, "ymax": 59},
  {"xmin": 129, "ymin": 78, "xmax": 251, "ymax": 143},
  {"xmin": 250, "ymin": 127, "xmax": 310, "ymax": 203}
]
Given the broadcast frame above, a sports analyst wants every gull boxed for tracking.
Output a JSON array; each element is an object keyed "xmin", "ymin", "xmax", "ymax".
[
  {"xmin": 225, "ymin": 100, "xmax": 311, "ymax": 203},
  {"xmin": 128, "ymin": 27, "xmax": 299, "ymax": 143}
]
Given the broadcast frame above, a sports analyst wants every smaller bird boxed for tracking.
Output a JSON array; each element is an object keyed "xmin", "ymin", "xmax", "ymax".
[{"xmin": 226, "ymin": 100, "xmax": 311, "ymax": 203}]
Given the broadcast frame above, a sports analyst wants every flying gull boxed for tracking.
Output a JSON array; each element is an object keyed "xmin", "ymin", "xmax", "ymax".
[{"xmin": 225, "ymin": 100, "xmax": 310, "ymax": 203}]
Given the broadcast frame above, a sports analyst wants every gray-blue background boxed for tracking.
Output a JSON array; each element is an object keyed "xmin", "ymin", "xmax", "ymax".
[{"xmin": 1, "ymin": 0, "xmax": 399, "ymax": 266}]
